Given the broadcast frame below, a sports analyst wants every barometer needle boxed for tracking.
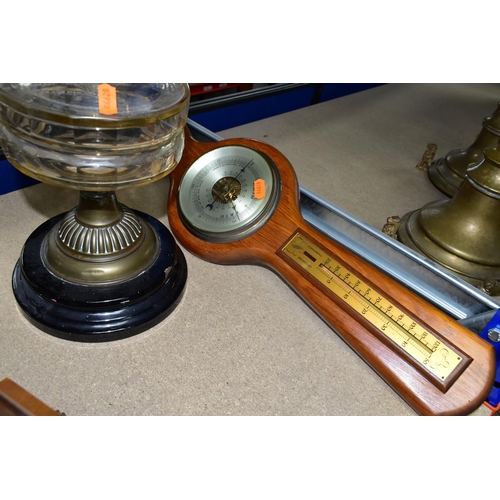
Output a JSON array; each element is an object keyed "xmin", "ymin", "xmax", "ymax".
[{"xmin": 231, "ymin": 201, "xmax": 240, "ymax": 220}]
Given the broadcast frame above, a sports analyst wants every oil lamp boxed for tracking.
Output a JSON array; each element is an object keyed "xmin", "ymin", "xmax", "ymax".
[{"xmin": 0, "ymin": 83, "xmax": 190, "ymax": 342}]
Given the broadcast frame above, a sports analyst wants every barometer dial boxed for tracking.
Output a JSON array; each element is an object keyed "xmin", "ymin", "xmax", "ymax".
[{"xmin": 177, "ymin": 145, "xmax": 280, "ymax": 242}]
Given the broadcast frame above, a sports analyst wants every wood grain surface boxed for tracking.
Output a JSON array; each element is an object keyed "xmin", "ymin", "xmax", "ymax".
[{"xmin": 167, "ymin": 131, "xmax": 496, "ymax": 416}]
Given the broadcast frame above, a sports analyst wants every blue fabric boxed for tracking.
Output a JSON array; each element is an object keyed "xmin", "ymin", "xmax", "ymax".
[{"xmin": 0, "ymin": 158, "xmax": 39, "ymax": 195}]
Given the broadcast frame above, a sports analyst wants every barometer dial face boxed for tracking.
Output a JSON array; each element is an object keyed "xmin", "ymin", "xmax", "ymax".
[{"xmin": 178, "ymin": 145, "xmax": 281, "ymax": 242}]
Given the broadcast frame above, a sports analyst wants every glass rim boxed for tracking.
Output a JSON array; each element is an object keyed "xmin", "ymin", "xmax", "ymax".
[{"xmin": 0, "ymin": 83, "xmax": 190, "ymax": 129}]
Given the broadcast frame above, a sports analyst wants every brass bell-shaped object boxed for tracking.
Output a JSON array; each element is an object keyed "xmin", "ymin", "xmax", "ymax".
[
  {"xmin": 398, "ymin": 146, "xmax": 500, "ymax": 295},
  {"xmin": 428, "ymin": 103, "xmax": 500, "ymax": 197}
]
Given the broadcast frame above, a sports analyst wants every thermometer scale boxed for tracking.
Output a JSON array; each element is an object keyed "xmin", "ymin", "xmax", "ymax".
[
  {"xmin": 167, "ymin": 131, "xmax": 495, "ymax": 415},
  {"xmin": 281, "ymin": 232, "xmax": 464, "ymax": 390}
]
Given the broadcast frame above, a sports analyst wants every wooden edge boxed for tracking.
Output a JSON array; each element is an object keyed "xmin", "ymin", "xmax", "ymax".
[{"xmin": 0, "ymin": 378, "xmax": 62, "ymax": 416}]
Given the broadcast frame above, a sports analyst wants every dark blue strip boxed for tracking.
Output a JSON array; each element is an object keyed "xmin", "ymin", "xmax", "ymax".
[
  {"xmin": 0, "ymin": 158, "xmax": 39, "ymax": 195},
  {"xmin": 319, "ymin": 83, "xmax": 385, "ymax": 102},
  {"xmin": 189, "ymin": 86, "xmax": 316, "ymax": 132}
]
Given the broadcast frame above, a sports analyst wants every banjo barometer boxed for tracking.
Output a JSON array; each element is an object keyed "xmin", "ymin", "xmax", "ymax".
[{"xmin": 167, "ymin": 131, "xmax": 496, "ymax": 416}]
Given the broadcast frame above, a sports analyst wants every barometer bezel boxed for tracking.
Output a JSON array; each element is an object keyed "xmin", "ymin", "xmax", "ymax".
[{"xmin": 177, "ymin": 144, "xmax": 281, "ymax": 243}]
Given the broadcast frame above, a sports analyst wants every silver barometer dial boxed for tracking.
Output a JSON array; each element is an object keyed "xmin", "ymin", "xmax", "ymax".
[{"xmin": 178, "ymin": 145, "xmax": 281, "ymax": 242}]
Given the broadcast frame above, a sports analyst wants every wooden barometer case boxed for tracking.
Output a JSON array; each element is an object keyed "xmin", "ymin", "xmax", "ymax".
[{"xmin": 167, "ymin": 131, "xmax": 496, "ymax": 416}]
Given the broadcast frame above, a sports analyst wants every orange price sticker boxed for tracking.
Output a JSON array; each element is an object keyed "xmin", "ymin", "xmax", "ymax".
[
  {"xmin": 254, "ymin": 179, "xmax": 266, "ymax": 199},
  {"xmin": 98, "ymin": 83, "xmax": 118, "ymax": 115}
]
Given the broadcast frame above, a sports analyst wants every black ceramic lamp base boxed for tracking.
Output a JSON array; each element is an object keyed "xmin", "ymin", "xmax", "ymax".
[{"xmin": 12, "ymin": 211, "xmax": 187, "ymax": 342}]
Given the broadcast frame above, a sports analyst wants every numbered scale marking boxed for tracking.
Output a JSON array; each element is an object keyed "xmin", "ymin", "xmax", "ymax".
[{"xmin": 281, "ymin": 232, "xmax": 468, "ymax": 391}]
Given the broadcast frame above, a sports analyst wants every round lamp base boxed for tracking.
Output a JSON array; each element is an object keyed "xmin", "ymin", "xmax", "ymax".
[
  {"xmin": 12, "ymin": 211, "xmax": 187, "ymax": 342},
  {"xmin": 427, "ymin": 155, "xmax": 463, "ymax": 198},
  {"xmin": 397, "ymin": 209, "xmax": 500, "ymax": 295}
]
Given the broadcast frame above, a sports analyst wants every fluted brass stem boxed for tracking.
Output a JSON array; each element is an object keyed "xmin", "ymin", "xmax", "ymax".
[{"xmin": 42, "ymin": 191, "xmax": 160, "ymax": 284}]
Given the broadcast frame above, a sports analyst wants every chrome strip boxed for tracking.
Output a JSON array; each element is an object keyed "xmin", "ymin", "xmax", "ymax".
[{"xmin": 299, "ymin": 186, "xmax": 498, "ymax": 320}]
